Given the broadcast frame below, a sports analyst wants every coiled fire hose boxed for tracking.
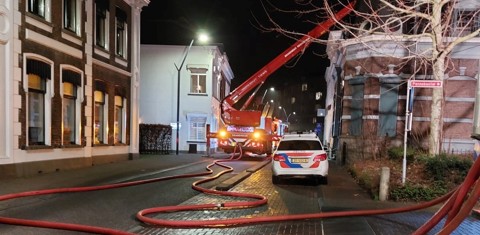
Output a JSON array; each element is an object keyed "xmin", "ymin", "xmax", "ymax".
[{"xmin": 1, "ymin": 144, "xmax": 479, "ymax": 234}]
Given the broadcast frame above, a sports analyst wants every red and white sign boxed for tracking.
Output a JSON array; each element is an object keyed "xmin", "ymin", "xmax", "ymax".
[{"xmin": 408, "ymin": 80, "xmax": 443, "ymax": 88}]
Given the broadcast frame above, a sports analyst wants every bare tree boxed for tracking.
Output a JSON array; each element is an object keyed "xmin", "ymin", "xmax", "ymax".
[{"xmin": 259, "ymin": 0, "xmax": 480, "ymax": 155}]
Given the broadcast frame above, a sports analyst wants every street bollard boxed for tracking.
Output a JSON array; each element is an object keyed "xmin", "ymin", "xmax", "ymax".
[{"xmin": 379, "ymin": 167, "xmax": 390, "ymax": 201}]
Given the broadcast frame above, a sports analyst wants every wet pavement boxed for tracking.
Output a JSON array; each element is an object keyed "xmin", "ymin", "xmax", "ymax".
[{"xmin": 0, "ymin": 153, "xmax": 478, "ymax": 234}]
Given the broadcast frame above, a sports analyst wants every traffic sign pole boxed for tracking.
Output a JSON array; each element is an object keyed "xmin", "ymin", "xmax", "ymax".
[{"xmin": 403, "ymin": 80, "xmax": 443, "ymax": 184}]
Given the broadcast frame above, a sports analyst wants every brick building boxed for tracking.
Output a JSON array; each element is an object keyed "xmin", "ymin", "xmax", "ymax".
[
  {"xmin": 324, "ymin": 2, "xmax": 480, "ymax": 161},
  {"xmin": 0, "ymin": 0, "xmax": 149, "ymax": 177}
]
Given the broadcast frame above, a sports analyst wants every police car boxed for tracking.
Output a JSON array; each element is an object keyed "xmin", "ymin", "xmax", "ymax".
[{"xmin": 271, "ymin": 132, "xmax": 328, "ymax": 184}]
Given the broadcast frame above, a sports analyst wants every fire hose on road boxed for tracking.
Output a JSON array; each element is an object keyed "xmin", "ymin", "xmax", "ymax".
[{"xmin": 0, "ymin": 144, "xmax": 479, "ymax": 234}]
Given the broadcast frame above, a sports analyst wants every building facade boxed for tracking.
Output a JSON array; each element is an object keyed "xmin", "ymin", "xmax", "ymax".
[
  {"xmin": 324, "ymin": 3, "xmax": 480, "ymax": 162},
  {"xmin": 0, "ymin": 0, "xmax": 149, "ymax": 177},
  {"xmin": 140, "ymin": 44, "xmax": 233, "ymax": 153}
]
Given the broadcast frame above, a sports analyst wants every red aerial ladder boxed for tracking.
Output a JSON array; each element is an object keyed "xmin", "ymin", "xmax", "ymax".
[{"xmin": 207, "ymin": 1, "xmax": 355, "ymax": 155}]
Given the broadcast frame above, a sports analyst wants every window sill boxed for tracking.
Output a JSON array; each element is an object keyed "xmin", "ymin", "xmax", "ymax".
[
  {"xmin": 188, "ymin": 93, "xmax": 208, "ymax": 96},
  {"xmin": 114, "ymin": 143, "xmax": 128, "ymax": 146},
  {"xmin": 23, "ymin": 145, "xmax": 55, "ymax": 150},
  {"xmin": 61, "ymin": 144, "xmax": 83, "ymax": 149},
  {"xmin": 187, "ymin": 140, "xmax": 206, "ymax": 144},
  {"xmin": 93, "ymin": 143, "xmax": 110, "ymax": 147}
]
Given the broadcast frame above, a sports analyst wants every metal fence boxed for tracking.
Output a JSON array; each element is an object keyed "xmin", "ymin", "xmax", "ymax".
[{"xmin": 139, "ymin": 124, "xmax": 172, "ymax": 154}]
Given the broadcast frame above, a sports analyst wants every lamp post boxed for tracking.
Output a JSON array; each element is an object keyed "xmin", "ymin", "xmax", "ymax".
[
  {"xmin": 174, "ymin": 33, "xmax": 209, "ymax": 155},
  {"xmin": 279, "ymin": 106, "xmax": 295, "ymax": 123},
  {"xmin": 261, "ymin": 87, "xmax": 274, "ymax": 104}
]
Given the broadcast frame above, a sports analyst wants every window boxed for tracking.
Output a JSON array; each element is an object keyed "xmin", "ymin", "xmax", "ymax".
[
  {"xmin": 95, "ymin": 0, "xmax": 109, "ymax": 49},
  {"xmin": 64, "ymin": 0, "xmax": 80, "ymax": 34},
  {"xmin": 302, "ymin": 83, "xmax": 308, "ymax": 91},
  {"xmin": 63, "ymin": 82, "xmax": 76, "ymax": 144},
  {"xmin": 212, "ymin": 73, "xmax": 219, "ymax": 99},
  {"xmin": 62, "ymin": 69, "xmax": 82, "ymax": 145},
  {"xmin": 28, "ymin": 74, "xmax": 46, "ymax": 145},
  {"xmin": 114, "ymin": 95, "xmax": 126, "ymax": 144},
  {"xmin": 454, "ymin": 9, "xmax": 480, "ymax": 36},
  {"xmin": 115, "ymin": 7, "xmax": 127, "ymax": 58},
  {"xmin": 94, "ymin": 90, "xmax": 108, "ymax": 144},
  {"xmin": 28, "ymin": 0, "xmax": 51, "ymax": 21},
  {"xmin": 188, "ymin": 115, "xmax": 206, "ymax": 141},
  {"xmin": 378, "ymin": 81, "xmax": 399, "ymax": 137},
  {"xmin": 26, "ymin": 59, "xmax": 52, "ymax": 146},
  {"xmin": 348, "ymin": 78, "xmax": 364, "ymax": 136},
  {"xmin": 190, "ymin": 72, "xmax": 206, "ymax": 94},
  {"xmin": 220, "ymin": 78, "xmax": 226, "ymax": 100}
]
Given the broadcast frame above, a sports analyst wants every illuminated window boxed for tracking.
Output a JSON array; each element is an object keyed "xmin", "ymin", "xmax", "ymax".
[
  {"xmin": 94, "ymin": 90, "xmax": 108, "ymax": 144},
  {"xmin": 114, "ymin": 95, "xmax": 125, "ymax": 144},
  {"xmin": 95, "ymin": 0, "xmax": 109, "ymax": 49},
  {"xmin": 189, "ymin": 68, "xmax": 207, "ymax": 94},
  {"xmin": 63, "ymin": 82, "xmax": 76, "ymax": 144},
  {"xmin": 302, "ymin": 83, "xmax": 308, "ymax": 91},
  {"xmin": 26, "ymin": 58, "xmax": 51, "ymax": 146},
  {"xmin": 62, "ymin": 69, "xmax": 82, "ymax": 145}
]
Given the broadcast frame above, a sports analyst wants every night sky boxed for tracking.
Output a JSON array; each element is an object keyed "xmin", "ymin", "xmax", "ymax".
[{"xmin": 140, "ymin": 0, "xmax": 331, "ymax": 89}]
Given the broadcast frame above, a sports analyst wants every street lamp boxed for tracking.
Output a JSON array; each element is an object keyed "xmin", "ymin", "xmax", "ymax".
[
  {"xmin": 261, "ymin": 87, "xmax": 274, "ymax": 104},
  {"xmin": 279, "ymin": 106, "xmax": 295, "ymax": 123},
  {"xmin": 174, "ymin": 33, "xmax": 209, "ymax": 155}
]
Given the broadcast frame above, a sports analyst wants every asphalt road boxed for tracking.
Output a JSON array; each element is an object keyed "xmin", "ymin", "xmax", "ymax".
[{"xmin": 0, "ymin": 154, "xmax": 262, "ymax": 235}]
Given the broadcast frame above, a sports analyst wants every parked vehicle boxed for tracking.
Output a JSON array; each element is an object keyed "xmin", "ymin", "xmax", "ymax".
[{"xmin": 271, "ymin": 132, "xmax": 328, "ymax": 184}]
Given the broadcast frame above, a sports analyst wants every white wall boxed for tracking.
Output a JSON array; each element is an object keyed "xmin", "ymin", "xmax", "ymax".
[{"xmin": 140, "ymin": 45, "xmax": 233, "ymax": 152}]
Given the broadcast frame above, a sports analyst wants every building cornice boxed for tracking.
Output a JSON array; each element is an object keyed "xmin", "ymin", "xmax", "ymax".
[{"xmin": 124, "ymin": 0, "xmax": 150, "ymax": 10}]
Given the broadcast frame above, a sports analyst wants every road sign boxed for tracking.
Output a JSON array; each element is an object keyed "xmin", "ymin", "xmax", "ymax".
[{"xmin": 408, "ymin": 80, "xmax": 443, "ymax": 88}]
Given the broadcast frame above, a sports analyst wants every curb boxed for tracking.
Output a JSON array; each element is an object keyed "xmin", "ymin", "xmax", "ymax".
[{"xmin": 216, "ymin": 158, "xmax": 271, "ymax": 191}]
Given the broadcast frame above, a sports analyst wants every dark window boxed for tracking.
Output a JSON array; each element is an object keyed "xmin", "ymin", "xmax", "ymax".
[
  {"xmin": 349, "ymin": 78, "xmax": 364, "ymax": 136},
  {"xmin": 28, "ymin": 0, "xmax": 46, "ymax": 18},
  {"xmin": 95, "ymin": 0, "xmax": 109, "ymax": 48},
  {"xmin": 115, "ymin": 7, "xmax": 127, "ymax": 57},
  {"xmin": 378, "ymin": 81, "xmax": 399, "ymax": 137},
  {"xmin": 64, "ymin": 0, "xmax": 78, "ymax": 33}
]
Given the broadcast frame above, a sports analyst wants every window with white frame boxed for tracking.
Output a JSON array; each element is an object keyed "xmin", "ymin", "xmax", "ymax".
[
  {"xmin": 189, "ymin": 68, "xmax": 207, "ymax": 94},
  {"xmin": 28, "ymin": 0, "xmax": 51, "ymax": 21},
  {"xmin": 188, "ymin": 115, "xmax": 207, "ymax": 141},
  {"xmin": 62, "ymin": 69, "xmax": 82, "ymax": 145},
  {"xmin": 94, "ymin": 89, "xmax": 108, "ymax": 144},
  {"xmin": 63, "ymin": 0, "xmax": 81, "ymax": 34},
  {"xmin": 95, "ymin": 0, "xmax": 109, "ymax": 49},
  {"xmin": 26, "ymin": 58, "xmax": 52, "ymax": 146},
  {"xmin": 454, "ymin": 9, "xmax": 480, "ymax": 36},
  {"xmin": 115, "ymin": 7, "xmax": 128, "ymax": 58},
  {"xmin": 114, "ymin": 95, "xmax": 126, "ymax": 144}
]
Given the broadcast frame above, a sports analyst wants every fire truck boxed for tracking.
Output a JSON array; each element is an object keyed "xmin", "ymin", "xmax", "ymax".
[{"xmin": 206, "ymin": 2, "xmax": 355, "ymax": 155}]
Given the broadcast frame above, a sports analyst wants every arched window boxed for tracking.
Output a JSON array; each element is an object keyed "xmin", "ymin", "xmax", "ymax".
[{"xmin": 26, "ymin": 58, "xmax": 52, "ymax": 146}]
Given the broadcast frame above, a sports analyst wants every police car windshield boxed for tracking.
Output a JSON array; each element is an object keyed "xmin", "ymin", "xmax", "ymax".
[{"xmin": 277, "ymin": 140, "xmax": 322, "ymax": 151}]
